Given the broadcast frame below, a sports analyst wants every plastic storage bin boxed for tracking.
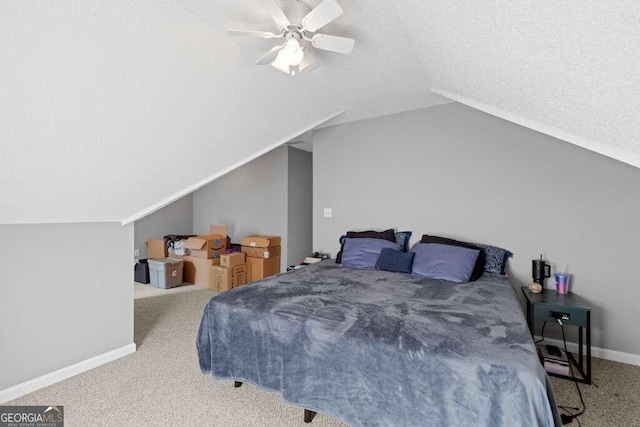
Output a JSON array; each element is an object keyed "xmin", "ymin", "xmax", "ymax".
[
  {"xmin": 134, "ymin": 259, "xmax": 150, "ymax": 284},
  {"xmin": 148, "ymin": 258, "xmax": 184, "ymax": 289}
]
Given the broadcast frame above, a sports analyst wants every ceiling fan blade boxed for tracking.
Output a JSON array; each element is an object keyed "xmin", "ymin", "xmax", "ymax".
[
  {"xmin": 227, "ymin": 29, "xmax": 281, "ymax": 39},
  {"xmin": 311, "ymin": 34, "xmax": 354, "ymax": 54},
  {"xmin": 256, "ymin": 44, "xmax": 284, "ymax": 65},
  {"xmin": 302, "ymin": 0, "xmax": 343, "ymax": 32},
  {"xmin": 256, "ymin": 0, "xmax": 290, "ymax": 28}
]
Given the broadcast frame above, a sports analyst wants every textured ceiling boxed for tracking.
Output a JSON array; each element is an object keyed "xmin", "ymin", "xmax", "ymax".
[
  {"xmin": 395, "ymin": 0, "xmax": 640, "ymax": 164},
  {"xmin": 1, "ymin": 0, "xmax": 637, "ymax": 224}
]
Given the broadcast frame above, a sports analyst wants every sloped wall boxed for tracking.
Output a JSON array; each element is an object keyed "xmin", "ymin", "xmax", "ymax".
[
  {"xmin": 0, "ymin": 0, "xmax": 340, "ymax": 224},
  {"xmin": 313, "ymin": 102, "xmax": 640, "ymax": 357}
]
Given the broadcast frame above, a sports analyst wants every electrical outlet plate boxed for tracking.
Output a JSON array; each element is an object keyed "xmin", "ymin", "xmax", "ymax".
[
  {"xmin": 134, "ymin": 249, "xmax": 140, "ymax": 257},
  {"xmin": 323, "ymin": 208, "xmax": 332, "ymax": 218}
]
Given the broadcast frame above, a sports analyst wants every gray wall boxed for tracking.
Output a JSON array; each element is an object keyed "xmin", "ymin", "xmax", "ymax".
[
  {"xmin": 0, "ymin": 223, "xmax": 134, "ymax": 391},
  {"xmin": 313, "ymin": 102, "xmax": 640, "ymax": 356},
  {"xmin": 287, "ymin": 148, "xmax": 313, "ymax": 266},
  {"xmin": 134, "ymin": 194, "xmax": 193, "ymax": 259},
  {"xmin": 193, "ymin": 147, "xmax": 289, "ymax": 271}
]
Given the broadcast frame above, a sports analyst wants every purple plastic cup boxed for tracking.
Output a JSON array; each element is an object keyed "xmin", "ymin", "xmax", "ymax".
[{"xmin": 555, "ymin": 273, "xmax": 570, "ymax": 294}]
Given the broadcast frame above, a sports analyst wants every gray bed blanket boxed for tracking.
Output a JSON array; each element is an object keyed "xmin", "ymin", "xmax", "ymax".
[{"xmin": 197, "ymin": 261, "xmax": 561, "ymax": 426}]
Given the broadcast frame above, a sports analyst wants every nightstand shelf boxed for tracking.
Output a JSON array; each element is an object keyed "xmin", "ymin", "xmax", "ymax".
[{"xmin": 521, "ymin": 287, "xmax": 592, "ymax": 384}]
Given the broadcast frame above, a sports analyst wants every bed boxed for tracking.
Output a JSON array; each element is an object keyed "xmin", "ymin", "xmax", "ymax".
[{"xmin": 197, "ymin": 261, "xmax": 561, "ymax": 426}]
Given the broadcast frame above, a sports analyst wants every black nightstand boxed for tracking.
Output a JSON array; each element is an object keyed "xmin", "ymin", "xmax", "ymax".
[{"xmin": 521, "ymin": 287, "xmax": 592, "ymax": 384}]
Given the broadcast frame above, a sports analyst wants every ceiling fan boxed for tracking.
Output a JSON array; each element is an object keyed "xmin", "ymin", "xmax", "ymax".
[{"xmin": 227, "ymin": 0, "xmax": 355, "ymax": 76}]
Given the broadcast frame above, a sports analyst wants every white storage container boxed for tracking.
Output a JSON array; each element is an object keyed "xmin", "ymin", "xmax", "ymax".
[{"xmin": 148, "ymin": 258, "xmax": 184, "ymax": 289}]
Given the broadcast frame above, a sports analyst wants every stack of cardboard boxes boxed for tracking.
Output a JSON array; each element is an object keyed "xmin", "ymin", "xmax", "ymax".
[
  {"xmin": 241, "ymin": 235, "xmax": 281, "ymax": 282},
  {"xmin": 144, "ymin": 228, "xmax": 282, "ymax": 290},
  {"xmin": 169, "ymin": 225, "xmax": 228, "ymax": 287},
  {"xmin": 211, "ymin": 253, "xmax": 249, "ymax": 292}
]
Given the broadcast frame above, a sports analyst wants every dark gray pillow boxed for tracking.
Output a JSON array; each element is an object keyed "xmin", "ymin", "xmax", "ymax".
[
  {"xmin": 342, "ymin": 238, "xmax": 401, "ymax": 270},
  {"xmin": 376, "ymin": 248, "xmax": 415, "ymax": 274},
  {"xmin": 336, "ymin": 229, "xmax": 396, "ymax": 263},
  {"xmin": 411, "ymin": 243, "xmax": 480, "ymax": 283}
]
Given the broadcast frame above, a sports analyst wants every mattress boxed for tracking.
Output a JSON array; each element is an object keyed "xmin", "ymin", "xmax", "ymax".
[{"xmin": 197, "ymin": 261, "xmax": 561, "ymax": 426}]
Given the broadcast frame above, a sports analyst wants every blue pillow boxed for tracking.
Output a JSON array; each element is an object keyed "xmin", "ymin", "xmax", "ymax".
[
  {"xmin": 394, "ymin": 231, "xmax": 413, "ymax": 252},
  {"xmin": 376, "ymin": 248, "xmax": 415, "ymax": 274},
  {"xmin": 411, "ymin": 243, "xmax": 480, "ymax": 283},
  {"xmin": 474, "ymin": 244, "xmax": 513, "ymax": 275},
  {"xmin": 342, "ymin": 238, "xmax": 401, "ymax": 270}
]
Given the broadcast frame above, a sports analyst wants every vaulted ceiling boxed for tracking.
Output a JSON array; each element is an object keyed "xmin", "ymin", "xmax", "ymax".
[{"xmin": 1, "ymin": 0, "xmax": 637, "ymax": 224}]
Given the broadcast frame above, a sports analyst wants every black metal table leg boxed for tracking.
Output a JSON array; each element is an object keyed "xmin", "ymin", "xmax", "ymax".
[
  {"xmin": 526, "ymin": 300, "xmax": 534, "ymax": 337},
  {"xmin": 304, "ymin": 409, "xmax": 317, "ymax": 423},
  {"xmin": 578, "ymin": 325, "xmax": 584, "ymax": 372},
  {"xmin": 586, "ymin": 311, "xmax": 591, "ymax": 384}
]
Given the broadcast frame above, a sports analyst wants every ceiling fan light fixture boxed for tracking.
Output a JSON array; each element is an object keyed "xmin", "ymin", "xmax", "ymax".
[
  {"xmin": 271, "ymin": 53, "xmax": 292, "ymax": 74},
  {"xmin": 280, "ymin": 38, "xmax": 304, "ymax": 66},
  {"xmin": 271, "ymin": 46, "xmax": 314, "ymax": 77}
]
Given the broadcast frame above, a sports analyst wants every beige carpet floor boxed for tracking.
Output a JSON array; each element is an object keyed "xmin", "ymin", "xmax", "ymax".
[
  {"xmin": 133, "ymin": 281, "xmax": 206, "ymax": 299},
  {"xmin": 8, "ymin": 289, "xmax": 640, "ymax": 426}
]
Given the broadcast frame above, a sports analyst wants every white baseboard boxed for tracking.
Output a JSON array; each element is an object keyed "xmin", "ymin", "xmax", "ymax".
[
  {"xmin": 535, "ymin": 336, "xmax": 640, "ymax": 367},
  {"xmin": 0, "ymin": 343, "xmax": 136, "ymax": 404}
]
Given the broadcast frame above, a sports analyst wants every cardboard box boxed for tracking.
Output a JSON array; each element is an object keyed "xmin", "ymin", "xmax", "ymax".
[
  {"xmin": 146, "ymin": 239, "xmax": 168, "ymax": 259},
  {"xmin": 242, "ymin": 245, "xmax": 281, "ymax": 259},
  {"xmin": 182, "ymin": 256, "xmax": 219, "ymax": 286},
  {"xmin": 184, "ymin": 225, "xmax": 229, "ymax": 259},
  {"xmin": 185, "ymin": 236, "xmax": 226, "ymax": 259},
  {"xmin": 209, "ymin": 224, "xmax": 228, "ymax": 237},
  {"xmin": 241, "ymin": 235, "xmax": 282, "ymax": 248},
  {"xmin": 220, "ymin": 252, "xmax": 246, "ymax": 268},
  {"xmin": 241, "ymin": 235, "xmax": 282, "ymax": 260},
  {"xmin": 209, "ymin": 225, "xmax": 231, "ymax": 248},
  {"xmin": 247, "ymin": 256, "xmax": 280, "ymax": 282},
  {"xmin": 210, "ymin": 264, "xmax": 248, "ymax": 292}
]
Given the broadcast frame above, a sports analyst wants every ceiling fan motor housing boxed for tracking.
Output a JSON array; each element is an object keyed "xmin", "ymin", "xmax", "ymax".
[{"xmin": 285, "ymin": 31, "xmax": 302, "ymax": 42}]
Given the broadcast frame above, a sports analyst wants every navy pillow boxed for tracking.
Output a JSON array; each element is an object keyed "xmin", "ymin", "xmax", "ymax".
[
  {"xmin": 342, "ymin": 238, "xmax": 401, "ymax": 269},
  {"xmin": 394, "ymin": 231, "xmax": 413, "ymax": 252},
  {"xmin": 474, "ymin": 243, "xmax": 513, "ymax": 275},
  {"xmin": 376, "ymin": 248, "xmax": 415, "ymax": 274},
  {"xmin": 411, "ymin": 243, "xmax": 480, "ymax": 283}
]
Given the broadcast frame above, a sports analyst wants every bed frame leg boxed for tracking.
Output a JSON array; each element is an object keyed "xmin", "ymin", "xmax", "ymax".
[
  {"xmin": 234, "ymin": 381, "xmax": 243, "ymax": 388},
  {"xmin": 304, "ymin": 409, "xmax": 317, "ymax": 423}
]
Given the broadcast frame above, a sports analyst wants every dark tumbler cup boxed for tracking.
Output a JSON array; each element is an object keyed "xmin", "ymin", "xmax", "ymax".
[{"xmin": 532, "ymin": 259, "xmax": 551, "ymax": 285}]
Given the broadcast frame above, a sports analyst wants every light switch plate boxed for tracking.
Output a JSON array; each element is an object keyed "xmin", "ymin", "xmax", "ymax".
[{"xmin": 323, "ymin": 208, "xmax": 332, "ymax": 218}]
